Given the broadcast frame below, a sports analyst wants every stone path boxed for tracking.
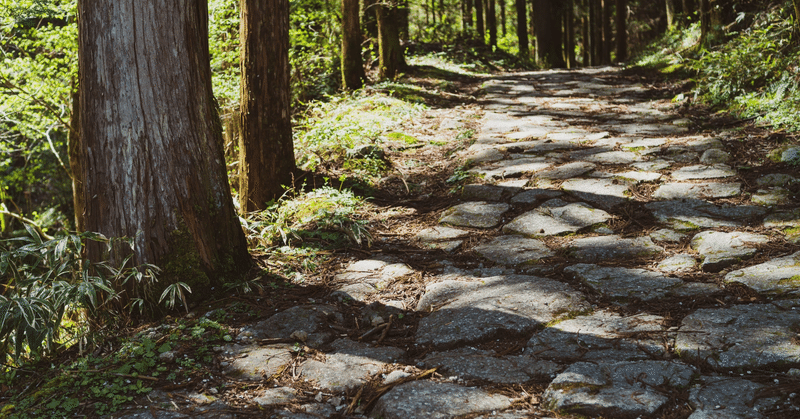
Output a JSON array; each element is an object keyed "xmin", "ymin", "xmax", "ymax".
[{"xmin": 115, "ymin": 68, "xmax": 800, "ymax": 418}]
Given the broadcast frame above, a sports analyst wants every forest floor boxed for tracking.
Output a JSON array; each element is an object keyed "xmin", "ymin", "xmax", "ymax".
[{"xmin": 6, "ymin": 58, "xmax": 800, "ymax": 419}]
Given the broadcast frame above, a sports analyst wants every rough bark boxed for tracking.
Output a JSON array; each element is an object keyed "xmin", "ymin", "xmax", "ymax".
[
  {"xmin": 487, "ymin": 0, "xmax": 497, "ymax": 47},
  {"xmin": 342, "ymin": 0, "xmax": 365, "ymax": 89},
  {"xmin": 240, "ymin": 0, "xmax": 297, "ymax": 212},
  {"xmin": 615, "ymin": 0, "xmax": 627, "ymax": 61},
  {"xmin": 534, "ymin": 0, "xmax": 565, "ymax": 68},
  {"xmin": 79, "ymin": 0, "xmax": 250, "ymax": 300},
  {"xmin": 666, "ymin": 0, "xmax": 676, "ymax": 28},
  {"xmin": 500, "ymin": 0, "xmax": 506, "ymax": 37},
  {"xmin": 68, "ymin": 80, "xmax": 84, "ymax": 233},
  {"xmin": 515, "ymin": 0, "xmax": 529, "ymax": 57},
  {"xmin": 377, "ymin": 1, "xmax": 406, "ymax": 79},
  {"xmin": 590, "ymin": 0, "xmax": 601, "ymax": 65}
]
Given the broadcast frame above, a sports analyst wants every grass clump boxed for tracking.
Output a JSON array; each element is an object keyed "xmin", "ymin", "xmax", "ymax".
[{"xmin": 294, "ymin": 92, "xmax": 424, "ymax": 172}]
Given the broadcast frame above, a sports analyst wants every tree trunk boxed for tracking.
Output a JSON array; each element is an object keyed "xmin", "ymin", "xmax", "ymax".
[
  {"xmin": 79, "ymin": 0, "xmax": 250, "ymax": 302},
  {"xmin": 582, "ymin": 12, "xmax": 589, "ymax": 65},
  {"xmin": 794, "ymin": 0, "xmax": 800, "ymax": 31},
  {"xmin": 377, "ymin": 1, "xmax": 406, "ymax": 79},
  {"xmin": 666, "ymin": 0, "xmax": 676, "ymax": 29},
  {"xmin": 566, "ymin": 0, "xmax": 576, "ymax": 68},
  {"xmin": 699, "ymin": 0, "xmax": 710, "ymax": 46},
  {"xmin": 515, "ymin": 0, "xmax": 529, "ymax": 57},
  {"xmin": 589, "ymin": 0, "xmax": 599, "ymax": 65},
  {"xmin": 534, "ymin": 0, "xmax": 565, "ymax": 68},
  {"xmin": 465, "ymin": 0, "xmax": 474, "ymax": 30},
  {"xmin": 399, "ymin": 0, "xmax": 410, "ymax": 40},
  {"xmin": 475, "ymin": 0, "xmax": 485, "ymax": 42},
  {"xmin": 240, "ymin": 0, "xmax": 297, "ymax": 212},
  {"xmin": 487, "ymin": 0, "xmax": 497, "ymax": 47},
  {"xmin": 615, "ymin": 0, "xmax": 627, "ymax": 61},
  {"xmin": 601, "ymin": 0, "xmax": 611, "ymax": 63},
  {"xmin": 342, "ymin": 0, "xmax": 365, "ymax": 89},
  {"xmin": 500, "ymin": 0, "xmax": 506, "ymax": 37}
]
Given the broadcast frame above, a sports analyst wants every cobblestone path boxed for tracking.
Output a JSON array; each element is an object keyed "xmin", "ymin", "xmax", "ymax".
[{"xmin": 119, "ymin": 68, "xmax": 800, "ymax": 419}]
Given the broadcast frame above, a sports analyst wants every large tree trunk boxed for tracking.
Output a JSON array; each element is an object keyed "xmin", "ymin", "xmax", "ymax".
[
  {"xmin": 377, "ymin": 1, "xmax": 406, "ymax": 79},
  {"xmin": 240, "ymin": 0, "xmax": 297, "ymax": 212},
  {"xmin": 487, "ymin": 0, "xmax": 497, "ymax": 47},
  {"xmin": 500, "ymin": 0, "xmax": 506, "ymax": 38},
  {"xmin": 534, "ymin": 0, "xmax": 565, "ymax": 68},
  {"xmin": 79, "ymin": 0, "xmax": 250, "ymax": 301},
  {"xmin": 341, "ymin": 0, "xmax": 365, "ymax": 89},
  {"xmin": 515, "ymin": 0, "xmax": 529, "ymax": 57},
  {"xmin": 615, "ymin": 0, "xmax": 627, "ymax": 61}
]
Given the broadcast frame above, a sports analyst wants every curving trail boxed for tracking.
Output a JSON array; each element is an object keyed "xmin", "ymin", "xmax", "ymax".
[{"xmin": 119, "ymin": 67, "xmax": 800, "ymax": 419}]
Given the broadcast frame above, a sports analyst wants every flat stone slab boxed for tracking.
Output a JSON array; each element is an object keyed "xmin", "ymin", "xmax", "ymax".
[
  {"xmin": 566, "ymin": 236, "xmax": 663, "ymax": 263},
  {"xmin": 614, "ymin": 170, "xmax": 663, "ymax": 183},
  {"xmin": 543, "ymin": 361, "xmax": 695, "ymax": 419},
  {"xmin": 461, "ymin": 184, "xmax": 520, "ymax": 201},
  {"xmin": 565, "ymin": 264, "xmax": 682, "ymax": 301},
  {"xmin": 416, "ymin": 274, "xmax": 589, "ymax": 347},
  {"xmin": 332, "ymin": 283, "xmax": 379, "ymax": 302},
  {"xmin": 723, "ymin": 251, "xmax": 800, "ymax": 295},
  {"xmin": 650, "ymin": 228, "xmax": 686, "ymax": 243},
  {"xmin": 422, "ymin": 348, "xmax": 560, "ymax": 383},
  {"xmin": 764, "ymin": 209, "xmax": 800, "ymax": 228},
  {"xmin": 688, "ymin": 376, "xmax": 779, "ymax": 419},
  {"xmin": 527, "ymin": 311, "xmax": 667, "ymax": 361},
  {"xmin": 534, "ymin": 161, "xmax": 596, "ymax": 179},
  {"xmin": 632, "ymin": 159, "xmax": 671, "ymax": 171},
  {"xmin": 671, "ymin": 164, "xmax": 736, "ymax": 180},
  {"xmin": 300, "ymin": 339, "xmax": 404, "ymax": 392},
  {"xmin": 752, "ymin": 188, "xmax": 790, "ymax": 206},
  {"xmin": 439, "ymin": 201, "xmax": 510, "ymax": 228},
  {"xmin": 415, "ymin": 226, "xmax": 469, "ymax": 252},
  {"xmin": 222, "ymin": 344, "xmax": 293, "ymax": 381},
  {"xmin": 242, "ymin": 305, "xmax": 343, "ymax": 348},
  {"xmin": 503, "ymin": 199, "xmax": 612, "ymax": 237},
  {"xmin": 658, "ymin": 254, "xmax": 696, "ymax": 272},
  {"xmin": 469, "ymin": 157, "xmax": 551, "ymax": 179},
  {"xmin": 653, "ymin": 182, "xmax": 741, "ymax": 200},
  {"xmin": 253, "ymin": 387, "xmax": 297, "ymax": 406},
  {"xmin": 676, "ymin": 302, "xmax": 800, "ymax": 368},
  {"xmin": 646, "ymin": 199, "xmax": 767, "ymax": 230},
  {"xmin": 561, "ymin": 178, "xmax": 630, "ymax": 209},
  {"xmin": 509, "ymin": 188, "xmax": 563, "ymax": 204},
  {"xmin": 757, "ymin": 173, "xmax": 796, "ymax": 187},
  {"xmin": 691, "ymin": 231, "xmax": 769, "ymax": 272},
  {"xmin": 371, "ymin": 381, "xmax": 513, "ymax": 419},
  {"xmin": 699, "ymin": 148, "xmax": 731, "ymax": 164},
  {"xmin": 474, "ymin": 235, "xmax": 554, "ymax": 265},
  {"xmin": 570, "ymin": 149, "xmax": 644, "ymax": 164}
]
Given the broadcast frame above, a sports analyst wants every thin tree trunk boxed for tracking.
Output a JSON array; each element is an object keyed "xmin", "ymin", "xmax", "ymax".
[
  {"xmin": 515, "ymin": 0, "xmax": 529, "ymax": 57},
  {"xmin": 588, "ymin": 0, "xmax": 598, "ymax": 65},
  {"xmin": 566, "ymin": 0, "xmax": 576, "ymax": 68},
  {"xmin": 601, "ymin": 0, "xmax": 611, "ymax": 63},
  {"xmin": 500, "ymin": 0, "xmax": 506, "ymax": 37},
  {"xmin": 475, "ymin": 0, "xmax": 485, "ymax": 42},
  {"xmin": 79, "ymin": 0, "xmax": 250, "ymax": 301},
  {"xmin": 616, "ymin": 0, "xmax": 627, "ymax": 61},
  {"xmin": 68, "ymin": 80, "xmax": 83, "ymax": 233},
  {"xmin": 582, "ymin": 13, "xmax": 589, "ymax": 65},
  {"xmin": 341, "ymin": 0, "xmax": 365, "ymax": 89},
  {"xmin": 377, "ymin": 1, "xmax": 406, "ymax": 79},
  {"xmin": 488, "ymin": 0, "xmax": 497, "ymax": 47},
  {"xmin": 699, "ymin": 0, "xmax": 710, "ymax": 46},
  {"xmin": 240, "ymin": 0, "xmax": 297, "ymax": 212},
  {"xmin": 666, "ymin": 0, "xmax": 676, "ymax": 29}
]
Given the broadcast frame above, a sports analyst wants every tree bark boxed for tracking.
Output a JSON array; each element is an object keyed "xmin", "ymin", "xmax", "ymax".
[
  {"xmin": 342, "ymin": 0, "xmax": 365, "ymax": 89},
  {"xmin": 500, "ymin": 0, "xmax": 506, "ymax": 38},
  {"xmin": 601, "ymin": 0, "xmax": 611, "ymax": 63},
  {"xmin": 699, "ymin": 0, "xmax": 710, "ymax": 46},
  {"xmin": 534, "ymin": 0, "xmax": 565, "ymax": 68},
  {"xmin": 666, "ymin": 0, "xmax": 676, "ymax": 29},
  {"xmin": 515, "ymin": 0, "xmax": 528, "ymax": 57},
  {"xmin": 377, "ymin": 1, "xmax": 406, "ymax": 79},
  {"xmin": 589, "ymin": 0, "xmax": 599, "ymax": 65},
  {"xmin": 79, "ymin": 0, "xmax": 250, "ymax": 301},
  {"xmin": 240, "ymin": 0, "xmax": 297, "ymax": 212},
  {"xmin": 487, "ymin": 0, "xmax": 497, "ymax": 47},
  {"xmin": 615, "ymin": 0, "xmax": 627, "ymax": 61},
  {"xmin": 475, "ymin": 0, "xmax": 485, "ymax": 42}
]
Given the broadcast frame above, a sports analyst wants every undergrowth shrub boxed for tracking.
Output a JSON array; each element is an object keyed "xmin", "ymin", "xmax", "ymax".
[{"xmin": 0, "ymin": 227, "xmax": 162, "ymax": 363}]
